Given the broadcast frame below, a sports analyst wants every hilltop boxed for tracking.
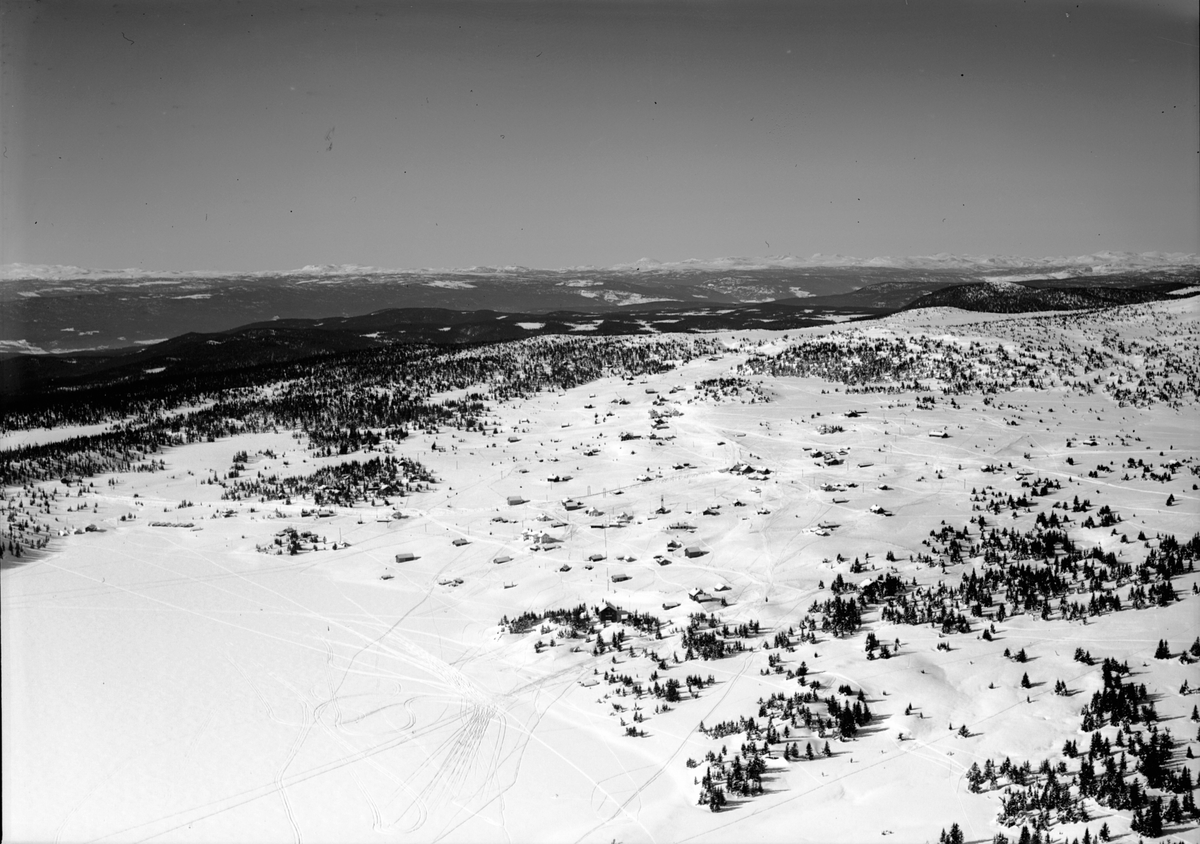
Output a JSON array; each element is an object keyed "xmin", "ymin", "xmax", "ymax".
[{"xmin": 903, "ymin": 279, "xmax": 1194, "ymax": 313}]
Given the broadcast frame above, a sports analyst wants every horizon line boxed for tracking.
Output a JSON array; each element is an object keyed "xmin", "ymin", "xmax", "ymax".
[{"xmin": 5, "ymin": 249, "xmax": 1200, "ymax": 281}]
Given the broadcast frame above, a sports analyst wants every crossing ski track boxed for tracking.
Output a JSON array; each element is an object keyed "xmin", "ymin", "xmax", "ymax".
[
  {"xmin": 20, "ymin": 521, "xmax": 517, "ymax": 842},
  {"xmin": 429, "ymin": 661, "xmax": 661, "ymax": 844}
]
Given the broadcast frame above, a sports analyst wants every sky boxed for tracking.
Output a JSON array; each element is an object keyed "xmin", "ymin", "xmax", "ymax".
[{"xmin": 1, "ymin": 0, "xmax": 1197, "ymax": 272}]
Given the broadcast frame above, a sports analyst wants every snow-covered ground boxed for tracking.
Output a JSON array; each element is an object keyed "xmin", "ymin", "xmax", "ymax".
[{"xmin": 4, "ymin": 301, "xmax": 1199, "ymax": 843}]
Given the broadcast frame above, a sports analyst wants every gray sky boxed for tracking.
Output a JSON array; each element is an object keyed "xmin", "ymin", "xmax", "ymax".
[{"xmin": 2, "ymin": 0, "xmax": 1197, "ymax": 271}]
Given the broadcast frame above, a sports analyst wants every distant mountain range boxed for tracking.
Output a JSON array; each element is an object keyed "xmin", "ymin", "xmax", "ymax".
[
  {"xmin": 4, "ymin": 251, "xmax": 1197, "ymax": 281},
  {"xmin": 3, "ymin": 253, "xmax": 1197, "ymax": 356}
]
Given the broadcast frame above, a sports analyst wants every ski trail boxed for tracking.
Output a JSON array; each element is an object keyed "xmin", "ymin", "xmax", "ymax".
[
  {"xmin": 229, "ymin": 654, "xmax": 284, "ymax": 724},
  {"xmin": 323, "ymin": 638, "xmax": 345, "ymax": 732},
  {"xmin": 430, "ymin": 667, "xmax": 659, "ymax": 844},
  {"xmin": 284, "ymin": 658, "xmax": 418, "ymax": 836},
  {"xmin": 88, "ymin": 696, "xmax": 477, "ymax": 842},
  {"xmin": 353, "ymin": 775, "xmax": 383, "ymax": 834},
  {"xmin": 276, "ymin": 698, "xmax": 312, "ymax": 844}
]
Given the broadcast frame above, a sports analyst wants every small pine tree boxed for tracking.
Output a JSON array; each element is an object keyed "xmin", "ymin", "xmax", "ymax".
[
  {"xmin": 1183, "ymin": 788, "xmax": 1198, "ymax": 818},
  {"xmin": 1130, "ymin": 809, "xmax": 1144, "ymax": 835},
  {"xmin": 1145, "ymin": 797, "xmax": 1164, "ymax": 837},
  {"xmin": 1165, "ymin": 796, "xmax": 1183, "ymax": 825},
  {"xmin": 1020, "ymin": 672, "xmax": 1031, "ymax": 689},
  {"xmin": 1154, "ymin": 639, "xmax": 1171, "ymax": 659}
]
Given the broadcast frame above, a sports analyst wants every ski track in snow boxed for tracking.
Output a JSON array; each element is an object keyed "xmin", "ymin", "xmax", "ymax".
[{"xmin": 21, "ymin": 526, "xmax": 519, "ymax": 842}]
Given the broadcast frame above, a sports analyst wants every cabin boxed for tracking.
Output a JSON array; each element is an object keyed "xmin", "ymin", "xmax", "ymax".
[
  {"xmin": 493, "ymin": 555, "xmax": 512, "ymax": 565},
  {"xmin": 562, "ymin": 499, "xmax": 585, "ymax": 511},
  {"xmin": 394, "ymin": 551, "xmax": 417, "ymax": 563},
  {"xmin": 597, "ymin": 602, "xmax": 628, "ymax": 623},
  {"xmin": 929, "ymin": 429, "xmax": 949, "ymax": 439},
  {"xmin": 684, "ymin": 546, "xmax": 706, "ymax": 558},
  {"xmin": 588, "ymin": 553, "xmax": 606, "ymax": 562},
  {"xmin": 611, "ymin": 574, "xmax": 631, "ymax": 583},
  {"xmin": 689, "ymin": 588, "xmax": 714, "ymax": 603},
  {"xmin": 452, "ymin": 538, "xmax": 470, "ymax": 546},
  {"xmin": 662, "ymin": 601, "xmax": 680, "ymax": 610},
  {"xmin": 507, "ymin": 495, "xmax": 527, "ymax": 506}
]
